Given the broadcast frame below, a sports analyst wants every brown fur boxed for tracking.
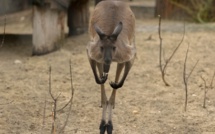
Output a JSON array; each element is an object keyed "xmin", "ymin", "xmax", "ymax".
[
  {"xmin": 87, "ymin": 0, "xmax": 136, "ymax": 63},
  {"xmin": 87, "ymin": 2, "xmax": 136, "ymax": 131}
]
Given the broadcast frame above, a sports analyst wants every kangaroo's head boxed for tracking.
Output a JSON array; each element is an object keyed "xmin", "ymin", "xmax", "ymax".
[{"xmin": 94, "ymin": 22, "xmax": 123, "ymax": 65}]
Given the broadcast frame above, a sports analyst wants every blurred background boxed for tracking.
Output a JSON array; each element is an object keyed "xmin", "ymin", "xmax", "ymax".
[{"xmin": 0, "ymin": 0, "xmax": 215, "ymax": 55}]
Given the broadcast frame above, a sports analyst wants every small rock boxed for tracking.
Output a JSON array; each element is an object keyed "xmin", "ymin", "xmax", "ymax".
[
  {"xmin": 132, "ymin": 110, "xmax": 139, "ymax": 114},
  {"xmin": 14, "ymin": 60, "xmax": 22, "ymax": 64},
  {"xmin": 192, "ymin": 94, "xmax": 196, "ymax": 97}
]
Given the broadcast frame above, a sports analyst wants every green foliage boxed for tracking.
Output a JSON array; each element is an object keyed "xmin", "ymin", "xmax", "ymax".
[{"xmin": 168, "ymin": 0, "xmax": 215, "ymax": 23}]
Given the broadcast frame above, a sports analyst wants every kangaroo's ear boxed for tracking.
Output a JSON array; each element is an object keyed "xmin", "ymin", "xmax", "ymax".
[
  {"xmin": 94, "ymin": 24, "xmax": 106, "ymax": 40},
  {"xmin": 109, "ymin": 22, "xmax": 123, "ymax": 41}
]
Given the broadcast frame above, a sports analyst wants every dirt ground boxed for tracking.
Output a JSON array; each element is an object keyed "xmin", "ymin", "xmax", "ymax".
[{"xmin": 1, "ymin": 11, "xmax": 215, "ymax": 134}]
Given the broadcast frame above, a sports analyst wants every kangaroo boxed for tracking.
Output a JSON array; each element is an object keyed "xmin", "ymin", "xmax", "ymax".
[{"xmin": 86, "ymin": 1, "xmax": 136, "ymax": 133}]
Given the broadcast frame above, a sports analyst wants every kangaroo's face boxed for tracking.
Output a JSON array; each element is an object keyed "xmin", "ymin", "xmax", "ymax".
[
  {"xmin": 94, "ymin": 22, "xmax": 123, "ymax": 65},
  {"xmin": 98, "ymin": 37, "xmax": 116, "ymax": 65}
]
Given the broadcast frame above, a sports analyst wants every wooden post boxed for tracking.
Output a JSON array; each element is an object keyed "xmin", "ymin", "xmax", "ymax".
[
  {"xmin": 32, "ymin": 4, "xmax": 65, "ymax": 55},
  {"xmin": 67, "ymin": 0, "xmax": 89, "ymax": 36}
]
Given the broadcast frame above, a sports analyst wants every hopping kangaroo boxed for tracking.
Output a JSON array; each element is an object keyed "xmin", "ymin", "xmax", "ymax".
[{"xmin": 86, "ymin": 0, "xmax": 136, "ymax": 134}]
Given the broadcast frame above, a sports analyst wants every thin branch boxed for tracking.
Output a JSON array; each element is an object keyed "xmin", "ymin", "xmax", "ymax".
[
  {"xmin": 49, "ymin": 66, "xmax": 55, "ymax": 100},
  {"xmin": 200, "ymin": 76, "xmax": 207, "ymax": 89},
  {"xmin": 158, "ymin": 15, "xmax": 163, "ymax": 72},
  {"xmin": 200, "ymin": 75, "xmax": 207, "ymax": 108},
  {"xmin": 51, "ymin": 99, "xmax": 57, "ymax": 134},
  {"xmin": 41, "ymin": 95, "xmax": 47, "ymax": 134},
  {"xmin": 200, "ymin": 73, "xmax": 214, "ymax": 108},
  {"xmin": 59, "ymin": 60, "xmax": 75, "ymax": 133},
  {"xmin": 49, "ymin": 66, "xmax": 60, "ymax": 134},
  {"xmin": 57, "ymin": 60, "xmax": 74, "ymax": 112},
  {"xmin": 56, "ymin": 93, "xmax": 62, "ymax": 100},
  {"xmin": 183, "ymin": 43, "xmax": 190, "ymax": 85},
  {"xmin": 183, "ymin": 44, "xmax": 189, "ymax": 112},
  {"xmin": 48, "ymin": 61, "xmax": 75, "ymax": 134},
  {"xmin": 163, "ymin": 22, "xmax": 186, "ymax": 73},
  {"xmin": 59, "ymin": 101, "xmax": 73, "ymax": 134},
  {"xmin": 158, "ymin": 15, "xmax": 169, "ymax": 86},
  {"xmin": 56, "ymin": 97, "xmax": 71, "ymax": 112},
  {"xmin": 183, "ymin": 43, "xmax": 199, "ymax": 111},
  {"xmin": 187, "ymin": 59, "xmax": 199, "ymax": 80},
  {"xmin": 158, "ymin": 15, "xmax": 185, "ymax": 86}
]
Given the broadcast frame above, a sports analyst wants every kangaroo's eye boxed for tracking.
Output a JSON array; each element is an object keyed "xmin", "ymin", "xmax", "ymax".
[
  {"xmin": 113, "ymin": 46, "xmax": 116, "ymax": 51},
  {"xmin": 100, "ymin": 46, "xmax": 104, "ymax": 52}
]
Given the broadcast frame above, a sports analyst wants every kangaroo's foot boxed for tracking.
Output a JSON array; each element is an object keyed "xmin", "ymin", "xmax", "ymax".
[
  {"xmin": 99, "ymin": 120, "xmax": 106, "ymax": 134},
  {"xmin": 106, "ymin": 121, "xmax": 113, "ymax": 134}
]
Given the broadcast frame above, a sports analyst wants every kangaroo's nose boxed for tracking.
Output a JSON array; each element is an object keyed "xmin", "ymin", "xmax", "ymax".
[{"xmin": 104, "ymin": 57, "xmax": 111, "ymax": 65}]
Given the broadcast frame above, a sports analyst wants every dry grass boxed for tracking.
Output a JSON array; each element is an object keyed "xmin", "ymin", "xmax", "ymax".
[{"xmin": 0, "ymin": 17, "xmax": 215, "ymax": 133}]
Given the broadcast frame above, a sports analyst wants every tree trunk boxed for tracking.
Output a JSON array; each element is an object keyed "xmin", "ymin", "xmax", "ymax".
[
  {"xmin": 67, "ymin": 0, "xmax": 89, "ymax": 36},
  {"xmin": 32, "ymin": 5, "xmax": 65, "ymax": 55}
]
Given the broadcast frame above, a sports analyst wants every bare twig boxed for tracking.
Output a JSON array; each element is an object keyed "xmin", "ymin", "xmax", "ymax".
[
  {"xmin": 48, "ymin": 61, "xmax": 75, "ymax": 134},
  {"xmin": 51, "ymin": 99, "xmax": 57, "ymax": 134},
  {"xmin": 41, "ymin": 95, "xmax": 47, "ymax": 133},
  {"xmin": 200, "ymin": 76, "xmax": 207, "ymax": 88},
  {"xmin": 200, "ymin": 70, "xmax": 215, "ymax": 108},
  {"xmin": 200, "ymin": 76, "xmax": 209, "ymax": 108},
  {"xmin": 158, "ymin": 15, "xmax": 169, "ymax": 86},
  {"xmin": 59, "ymin": 60, "xmax": 75, "ymax": 134},
  {"xmin": 183, "ymin": 44, "xmax": 199, "ymax": 111},
  {"xmin": 49, "ymin": 66, "xmax": 61, "ymax": 134},
  {"xmin": 183, "ymin": 44, "xmax": 189, "ymax": 111},
  {"xmin": 158, "ymin": 15, "xmax": 185, "ymax": 86},
  {"xmin": 57, "ymin": 60, "xmax": 74, "ymax": 112},
  {"xmin": 187, "ymin": 59, "xmax": 199, "ymax": 80},
  {"xmin": 0, "ymin": 15, "xmax": 6, "ymax": 48},
  {"xmin": 49, "ymin": 66, "xmax": 54, "ymax": 100}
]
